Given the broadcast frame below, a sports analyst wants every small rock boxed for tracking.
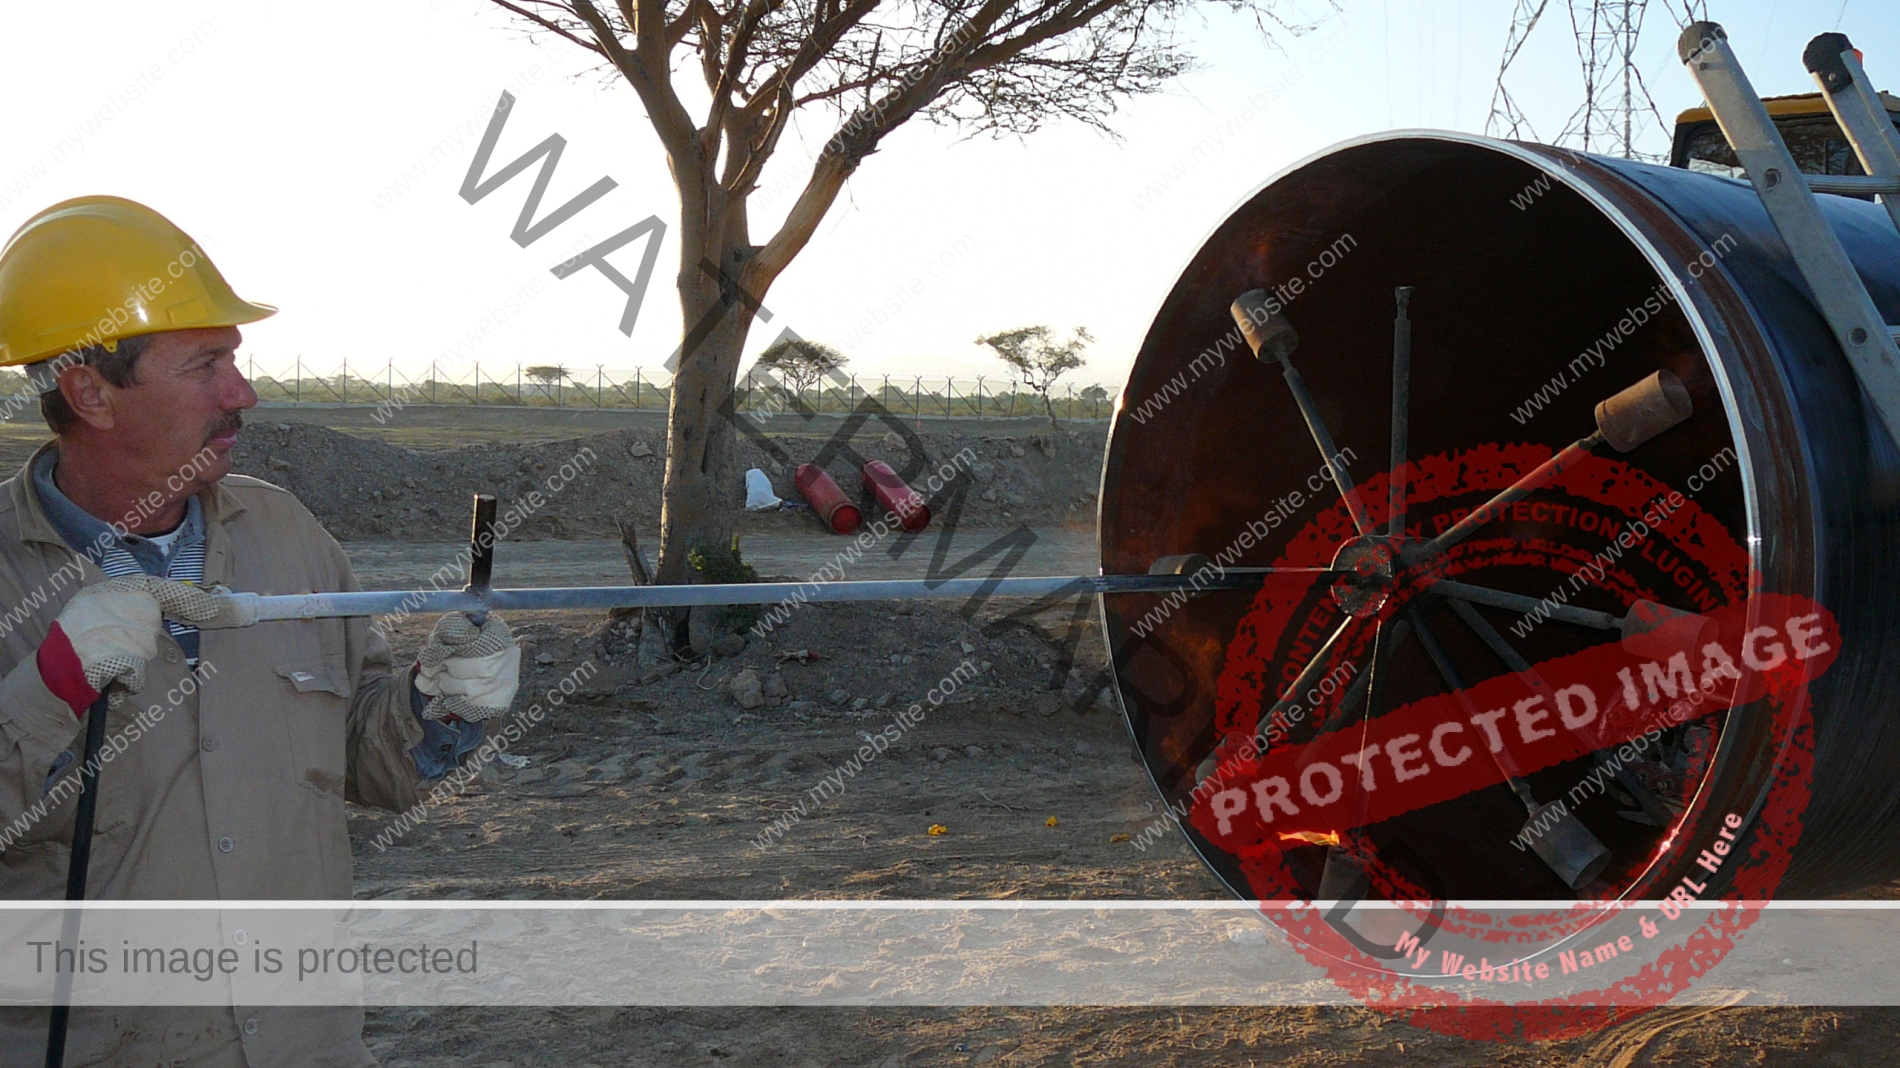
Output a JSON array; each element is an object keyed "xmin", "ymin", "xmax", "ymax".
[
  {"xmin": 931, "ymin": 747, "xmax": 953, "ymax": 762},
  {"xmin": 275, "ymin": 422, "xmax": 291, "ymax": 432},
  {"xmin": 1036, "ymin": 436, "xmax": 1057, "ymax": 459},
  {"xmin": 851, "ymin": 697, "xmax": 869, "ymax": 711},
  {"xmin": 826, "ymin": 688, "xmax": 850, "ymax": 706},
  {"xmin": 1094, "ymin": 687, "xmax": 1118, "ymax": 715},
  {"xmin": 963, "ymin": 745, "xmax": 983, "ymax": 759},
  {"xmin": 268, "ymin": 457, "xmax": 291, "ymax": 471},
  {"xmin": 711, "ymin": 633, "xmax": 746, "ymax": 658},
  {"xmin": 534, "ymin": 652, "xmax": 556, "ymax": 666},
  {"xmin": 769, "ymin": 460, "xmax": 784, "ymax": 475},
  {"xmin": 893, "ymin": 602, "xmax": 913, "ymax": 616},
  {"xmin": 1008, "ymin": 443, "xmax": 1026, "ymax": 458},
  {"xmin": 1073, "ymin": 741, "xmax": 1094, "ymax": 756},
  {"xmin": 628, "ymin": 440, "xmax": 654, "ymax": 458},
  {"xmin": 788, "ymin": 699, "xmax": 814, "ymax": 711},
  {"xmin": 980, "ymin": 488, "xmax": 999, "ymax": 503},
  {"xmin": 959, "ymin": 641, "xmax": 976, "ymax": 654},
  {"xmin": 882, "ymin": 430, "xmax": 904, "ymax": 449},
  {"xmin": 730, "ymin": 669, "xmax": 765, "ymax": 709},
  {"xmin": 762, "ymin": 673, "xmax": 788, "ymax": 700},
  {"xmin": 969, "ymin": 461, "xmax": 994, "ymax": 482},
  {"xmin": 875, "ymin": 692, "xmax": 894, "ymax": 709}
]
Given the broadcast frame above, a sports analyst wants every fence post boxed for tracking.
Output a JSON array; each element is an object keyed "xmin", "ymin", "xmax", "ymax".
[
  {"xmin": 976, "ymin": 376, "xmax": 984, "ymax": 420},
  {"xmin": 474, "ymin": 361, "xmax": 480, "ymax": 405},
  {"xmin": 431, "ymin": 362, "xmax": 438, "ymax": 405},
  {"xmin": 635, "ymin": 368, "xmax": 642, "ymax": 410},
  {"xmin": 295, "ymin": 357, "xmax": 301, "ymax": 403},
  {"xmin": 341, "ymin": 357, "xmax": 348, "ymax": 405}
]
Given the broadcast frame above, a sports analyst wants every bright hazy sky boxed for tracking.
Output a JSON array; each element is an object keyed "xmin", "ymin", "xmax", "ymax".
[{"xmin": 0, "ymin": 1, "xmax": 1884, "ymax": 392}]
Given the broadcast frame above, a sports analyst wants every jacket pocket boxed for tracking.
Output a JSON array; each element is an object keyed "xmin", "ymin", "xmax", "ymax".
[{"xmin": 275, "ymin": 642, "xmax": 352, "ymax": 800}]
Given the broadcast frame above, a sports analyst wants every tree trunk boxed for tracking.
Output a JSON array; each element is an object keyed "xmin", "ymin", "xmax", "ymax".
[
  {"xmin": 1042, "ymin": 390, "xmax": 1061, "ymax": 430},
  {"xmin": 657, "ymin": 289, "xmax": 752, "ymax": 585}
]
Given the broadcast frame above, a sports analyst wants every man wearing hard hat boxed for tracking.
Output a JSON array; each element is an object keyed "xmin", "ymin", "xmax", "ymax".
[{"xmin": 0, "ymin": 197, "xmax": 523, "ymax": 1066}]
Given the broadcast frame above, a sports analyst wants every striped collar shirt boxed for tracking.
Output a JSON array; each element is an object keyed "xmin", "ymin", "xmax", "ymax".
[{"xmin": 29, "ymin": 447, "xmax": 206, "ymax": 663}]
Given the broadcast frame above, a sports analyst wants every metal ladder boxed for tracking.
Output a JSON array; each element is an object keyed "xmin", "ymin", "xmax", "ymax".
[{"xmin": 1679, "ymin": 22, "xmax": 1900, "ymax": 444}]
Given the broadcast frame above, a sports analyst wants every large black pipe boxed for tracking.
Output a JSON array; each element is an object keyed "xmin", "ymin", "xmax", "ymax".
[{"xmin": 1098, "ymin": 132, "xmax": 1900, "ymax": 899}]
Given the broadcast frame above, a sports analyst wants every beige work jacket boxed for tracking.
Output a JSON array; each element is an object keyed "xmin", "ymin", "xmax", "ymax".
[{"xmin": 0, "ymin": 442, "xmax": 431, "ymax": 1067}]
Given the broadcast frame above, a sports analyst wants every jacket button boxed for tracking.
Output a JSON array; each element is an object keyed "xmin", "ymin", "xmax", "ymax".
[
  {"xmin": 202, "ymin": 737, "xmax": 219, "ymax": 752},
  {"xmin": 242, "ymin": 1017, "xmax": 259, "ymax": 1035},
  {"xmin": 218, "ymin": 836, "xmax": 234, "ymax": 853}
]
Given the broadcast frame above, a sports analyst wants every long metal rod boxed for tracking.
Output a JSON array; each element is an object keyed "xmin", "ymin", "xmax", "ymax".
[
  {"xmin": 1389, "ymin": 286, "xmax": 1414, "ymax": 537},
  {"xmin": 1429, "ymin": 578, "xmax": 1620, "ymax": 630},
  {"xmin": 1279, "ymin": 356, "xmax": 1374, "ymax": 535},
  {"xmin": 1444, "ymin": 597, "xmax": 1675, "ymax": 827},
  {"xmin": 1408, "ymin": 608, "xmax": 1541, "ymax": 813},
  {"xmin": 204, "ymin": 570, "xmax": 1342, "ymax": 625},
  {"xmin": 1415, "ymin": 431, "xmax": 1604, "ymax": 559},
  {"xmin": 1255, "ymin": 613, "xmax": 1363, "ymax": 746}
]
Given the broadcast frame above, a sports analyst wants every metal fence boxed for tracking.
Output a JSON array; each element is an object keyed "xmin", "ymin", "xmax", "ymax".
[{"xmin": 0, "ymin": 360, "xmax": 1120, "ymax": 422}]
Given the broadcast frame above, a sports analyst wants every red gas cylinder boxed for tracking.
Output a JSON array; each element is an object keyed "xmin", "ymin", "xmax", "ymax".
[
  {"xmin": 861, "ymin": 460, "xmax": 931, "ymax": 533},
  {"xmin": 795, "ymin": 464, "xmax": 860, "ymax": 534}
]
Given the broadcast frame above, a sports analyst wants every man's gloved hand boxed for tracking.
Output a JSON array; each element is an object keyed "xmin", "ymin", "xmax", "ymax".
[
  {"xmin": 39, "ymin": 577, "xmax": 163, "ymax": 714},
  {"xmin": 414, "ymin": 612, "xmax": 521, "ymax": 722}
]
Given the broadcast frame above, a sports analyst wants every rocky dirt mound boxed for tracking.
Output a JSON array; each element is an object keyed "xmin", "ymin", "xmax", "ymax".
[{"xmin": 230, "ymin": 420, "xmax": 1106, "ymax": 542}]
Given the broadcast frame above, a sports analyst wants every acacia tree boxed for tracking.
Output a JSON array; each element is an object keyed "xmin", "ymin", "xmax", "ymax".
[
  {"xmin": 490, "ymin": 0, "xmax": 1323, "ymax": 598},
  {"xmin": 754, "ymin": 337, "xmax": 847, "ymax": 408},
  {"xmin": 524, "ymin": 364, "xmax": 571, "ymax": 400},
  {"xmin": 978, "ymin": 324, "xmax": 1090, "ymax": 428}
]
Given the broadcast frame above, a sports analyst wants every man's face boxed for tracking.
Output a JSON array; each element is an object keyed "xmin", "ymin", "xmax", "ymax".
[{"xmin": 102, "ymin": 325, "xmax": 257, "ymax": 494}]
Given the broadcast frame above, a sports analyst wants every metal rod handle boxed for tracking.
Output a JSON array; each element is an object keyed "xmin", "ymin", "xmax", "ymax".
[{"xmin": 45, "ymin": 692, "xmax": 110, "ymax": 1068}]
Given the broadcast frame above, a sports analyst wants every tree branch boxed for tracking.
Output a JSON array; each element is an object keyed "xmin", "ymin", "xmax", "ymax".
[
  {"xmin": 703, "ymin": 0, "xmax": 776, "ymax": 160},
  {"xmin": 487, "ymin": 0, "xmax": 608, "ymax": 55},
  {"xmin": 568, "ymin": 0, "xmax": 702, "ymax": 172}
]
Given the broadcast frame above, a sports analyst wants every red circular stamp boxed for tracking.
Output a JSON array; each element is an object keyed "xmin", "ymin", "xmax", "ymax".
[{"xmin": 1182, "ymin": 442, "xmax": 1832, "ymax": 1040}]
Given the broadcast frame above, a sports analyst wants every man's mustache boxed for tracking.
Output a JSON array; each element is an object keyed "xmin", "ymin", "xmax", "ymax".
[{"xmin": 205, "ymin": 412, "xmax": 243, "ymax": 444}]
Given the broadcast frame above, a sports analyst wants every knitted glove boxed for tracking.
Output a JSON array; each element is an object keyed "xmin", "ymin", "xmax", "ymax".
[
  {"xmin": 414, "ymin": 612, "xmax": 521, "ymax": 722},
  {"xmin": 39, "ymin": 576, "xmax": 224, "ymax": 713}
]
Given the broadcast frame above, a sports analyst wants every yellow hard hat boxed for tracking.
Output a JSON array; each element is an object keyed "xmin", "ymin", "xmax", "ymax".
[{"xmin": 0, "ymin": 195, "xmax": 275, "ymax": 368}]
